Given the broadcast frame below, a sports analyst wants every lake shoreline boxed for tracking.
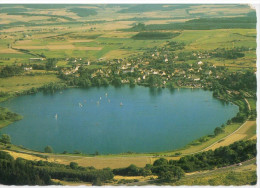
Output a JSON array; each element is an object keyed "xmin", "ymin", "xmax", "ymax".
[{"xmin": 0, "ymin": 84, "xmax": 243, "ymax": 157}]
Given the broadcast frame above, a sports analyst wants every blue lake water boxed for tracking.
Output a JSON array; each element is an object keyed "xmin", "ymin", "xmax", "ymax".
[{"xmin": 0, "ymin": 86, "xmax": 239, "ymax": 154}]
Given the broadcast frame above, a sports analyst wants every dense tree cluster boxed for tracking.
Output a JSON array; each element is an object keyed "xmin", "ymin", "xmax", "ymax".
[
  {"xmin": 44, "ymin": 146, "xmax": 54, "ymax": 153},
  {"xmin": 113, "ymin": 159, "xmax": 185, "ymax": 182},
  {"xmin": 0, "ymin": 65, "xmax": 24, "ymax": 78},
  {"xmin": 0, "ymin": 134, "xmax": 11, "ymax": 145},
  {"xmin": 0, "ymin": 152, "xmax": 52, "ymax": 185},
  {"xmin": 166, "ymin": 41, "xmax": 185, "ymax": 51},
  {"xmin": 210, "ymin": 48, "xmax": 246, "ymax": 59},
  {"xmin": 0, "ymin": 107, "xmax": 21, "ymax": 122},
  {"xmin": 46, "ymin": 58, "xmax": 57, "ymax": 70},
  {"xmin": 113, "ymin": 164, "xmax": 152, "ymax": 177},
  {"xmin": 218, "ymin": 70, "xmax": 256, "ymax": 91},
  {"xmin": 214, "ymin": 126, "xmax": 224, "ymax": 136},
  {"xmin": 40, "ymin": 82, "xmax": 67, "ymax": 94},
  {"xmin": 132, "ymin": 32, "xmax": 179, "ymax": 40},
  {"xmin": 129, "ymin": 15, "xmax": 256, "ymax": 31},
  {"xmin": 0, "ymin": 110, "xmax": 20, "ymax": 121},
  {"xmin": 147, "ymin": 75, "xmax": 163, "ymax": 87},
  {"xmin": 69, "ymin": 8, "xmax": 97, "ymax": 17},
  {"xmin": 152, "ymin": 159, "xmax": 185, "ymax": 182},
  {"xmin": 0, "ymin": 151, "xmax": 114, "ymax": 185},
  {"xmin": 32, "ymin": 64, "xmax": 45, "ymax": 70}
]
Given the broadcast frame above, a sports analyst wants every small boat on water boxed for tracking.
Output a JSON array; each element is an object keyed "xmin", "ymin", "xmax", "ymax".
[
  {"xmin": 100, "ymin": 97, "xmax": 102, "ymax": 100},
  {"xmin": 120, "ymin": 102, "xmax": 123, "ymax": 106},
  {"xmin": 55, "ymin": 114, "xmax": 58, "ymax": 120},
  {"xmin": 79, "ymin": 103, "xmax": 83, "ymax": 107},
  {"xmin": 105, "ymin": 93, "xmax": 108, "ymax": 97}
]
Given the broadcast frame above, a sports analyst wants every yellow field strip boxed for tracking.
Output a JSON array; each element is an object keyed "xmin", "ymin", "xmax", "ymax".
[
  {"xmin": 203, "ymin": 121, "xmax": 256, "ymax": 151},
  {"xmin": 13, "ymin": 45, "xmax": 102, "ymax": 50}
]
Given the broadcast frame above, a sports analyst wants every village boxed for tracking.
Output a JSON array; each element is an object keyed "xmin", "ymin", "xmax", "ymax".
[{"xmin": 56, "ymin": 49, "xmax": 219, "ymax": 89}]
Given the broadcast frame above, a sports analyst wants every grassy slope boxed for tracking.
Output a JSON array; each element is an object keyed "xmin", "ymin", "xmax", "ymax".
[
  {"xmin": 160, "ymin": 122, "xmax": 242, "ymax": 156},
  {"xmin": 204, "ymin": 121, "xmax": 256, "ymax": 151},
  {"xmin": 174, "ymin": 159, "xmax": 256, "ymax": 186},
  {"xmin": 0, "ymin": 74, "xmax": 61, "ymax": 93},
  {"xmin": 247, "ymin": 98, "xmax": 256, "ymax": 112}
]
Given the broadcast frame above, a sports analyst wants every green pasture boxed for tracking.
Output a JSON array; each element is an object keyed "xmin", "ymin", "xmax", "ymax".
[
  {"xmin": 73, "ymin": 41, "xmax": 100, "ymax": 47},
  {"xmin": 0, "ymin": 74, "xmax": 61, "ymax": 93},
  {"xmin": 173, "ymin": 29, "xmax": 256, "ymax": 50},
  {"xmin": 0, "ymin": 53, "xmax": 33, "ymax": 59},
  {"xmin": 174, "ymin": 163, "xmax": 256, "ymax": 185},
  {"xmin": 247, "ymin": 98, "xmax": 256, "ymax": 112},
  {"xmin": 56, "ymin": 60, "xmax": 69, "ymax": 67},
  {"xmin": 0, "ymin": 5, "xmax": 256, "ymax": 72}
]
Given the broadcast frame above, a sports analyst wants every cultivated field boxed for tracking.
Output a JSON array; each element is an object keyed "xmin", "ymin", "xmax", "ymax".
[{"xmin": 0, "ymin": 4, "xmax": 256, "ymax": 70}]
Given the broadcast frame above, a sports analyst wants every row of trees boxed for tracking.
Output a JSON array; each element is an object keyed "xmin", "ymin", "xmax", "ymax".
[
  {"xmin": 168, "ymin": 139, "xmax": 256, "ymax": 172},
  {"xmin": 40, "ymin": 82, "xmax": 67, "ymax": 94},
  {"xmin": 0, "ymin": 152, "xmax": 53, "ymax": 185}
]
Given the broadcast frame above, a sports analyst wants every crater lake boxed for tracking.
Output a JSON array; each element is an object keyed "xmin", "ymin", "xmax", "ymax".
[{"xmin": 0, "ymin": 86, "xmax": 239, "ymax": 154}]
